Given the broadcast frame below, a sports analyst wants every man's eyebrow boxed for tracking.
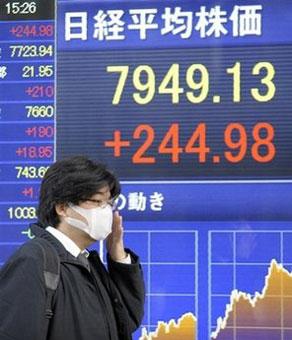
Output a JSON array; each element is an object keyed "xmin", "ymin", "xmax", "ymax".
[{"xmin": 94, "ymin": 190, "xmax": 110, "ymax": 195}]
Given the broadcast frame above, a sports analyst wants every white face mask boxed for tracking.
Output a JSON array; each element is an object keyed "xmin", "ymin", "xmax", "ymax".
[{"xmin": 65, "ymin": 203, "xmax": 113, "ymax": 240}]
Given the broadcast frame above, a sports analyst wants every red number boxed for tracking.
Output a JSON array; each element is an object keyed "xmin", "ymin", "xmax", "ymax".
[
  {"xmin": 25, "ymin": 126, "xmax": 54, "ymax": 138},
  {"xmin": 158, "ymin": 123, "xmax": 183, "ymax": 163},
  {"xmin": 25, "ymin": 85, "xmax": 54, "ymax": 98},
  {"xmin": 224, "ymin": 123, "xmax": 247, "ymax": 163},
  {"xmin": 37, "ymin": 146, "xmax": 52, "ymax": 158},
  {"xmin": 23, "ymin": 25, "xmax": 37, "ymax": 37},
  {"xmin": 185, "ymin": 123, "xmax": 210, "ymax": 162},
  {"xmin": 28, "ymin": 146, "xmax": 37, "ymax": 158},
  {"xmin": 16, "ymin": 146, "xmax": 53, "ymax": 159},
  {"xmin": 39, "ymin": 25, "xmax": 54, "ymax": 37},
  {"xmin": 251, "ymin": 122, "xmax": 275, "ymax": 162},
  {"xmin": 10, "ymin": 26, "xmax": 23, "ymax": 38},
  {"xmin": 132, "ymin": 125, "xmax": 155, "ymax": 164},
  {"xmin": 38, "ymin": 126, "xmax": 54, "ymax": 138}
]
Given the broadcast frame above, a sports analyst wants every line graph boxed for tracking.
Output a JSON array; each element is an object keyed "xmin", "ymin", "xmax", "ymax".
[
  {"xmin": 140, "ymin": 313, "xmax": 197, "ymax": 339},
  {"xmin": 122, "ymin": 230, "xmax": 198, "ymax": 340},
  {"xmin": 209, "ymin": 230, "xmax": 292, "ymax": 340}
]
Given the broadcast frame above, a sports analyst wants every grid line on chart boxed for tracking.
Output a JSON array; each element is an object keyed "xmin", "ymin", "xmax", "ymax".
[
  {"xmin": 280, "ymin": 232, "xmax": 284, "ymax": 340},
  {"xmin": 209, "ymin": 230, "xmax": 292, "ymax": 339},
  {"xmin": 211, "ymin": 262, "xmax": 292, "ymax": 266},
  {"xmin": 233, "ymin": 232, "xmax": 236, "ymax": 340},
  {"xmin": 212, "ymin": 326, "xmax": 292, "ymax": 330},
  {"xmin": 148, "ymin": 231, "xmax": 151, "ymax": 334},
  {"xmin": 125, "ymin": 229, "xmax": 198, "ymax": 337},
  {"xmin": 141, "ymin": 262, "xmax": 196, "ymax": 265},
  {"xmin": 147, "ymin": 293, "xmax": 196, "ymax": 297},
  {"xmin": 0, "ymin": 229, "xmax": 198, "ymax": 338}
]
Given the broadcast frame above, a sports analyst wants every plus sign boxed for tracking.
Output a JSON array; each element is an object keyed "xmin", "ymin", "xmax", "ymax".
[
  {"xmin": 104, "ymin": 130, "xmax": 130, "ymax": 157},
  {"xmin": 16, "ymin": 147, "xmax": 24, "ymax": 156}
]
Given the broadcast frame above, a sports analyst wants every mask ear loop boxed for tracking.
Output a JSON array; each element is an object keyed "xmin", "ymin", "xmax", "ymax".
[
  {"xmin": 111, "ymin": 198, "xmax": 119, "ymax": 213},
  {"xmin": 65, "ymin": 217, "xmax": 88, "ymax": 230},
  {"xmin": 65, "ymin": 203, "xmax": 90, "ymax": 229}
]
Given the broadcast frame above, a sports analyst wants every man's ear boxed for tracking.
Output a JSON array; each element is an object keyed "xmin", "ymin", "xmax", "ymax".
[{"xmin": 55, "ymin": 203, "xmax": 68, "ymax": 217}]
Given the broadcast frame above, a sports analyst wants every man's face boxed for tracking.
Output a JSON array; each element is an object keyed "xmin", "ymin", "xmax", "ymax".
[
  {"xmin": 79, "ymin": 185, "xmax": 112, "ymax": 209},
  {"xmin": 66, "ymin": 185, "xmax": 112, "ymax": 224}
]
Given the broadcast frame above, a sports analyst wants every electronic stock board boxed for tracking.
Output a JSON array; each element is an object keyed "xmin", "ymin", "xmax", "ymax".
[{"xmin": 1, "ymin": 1, "xmax": 292, "ymax": 339}]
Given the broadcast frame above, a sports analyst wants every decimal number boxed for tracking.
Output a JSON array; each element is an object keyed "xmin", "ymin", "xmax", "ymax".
[
  {"xmin": 15, "ymin": 166, "xmax": 49, "ymax": 179},
  {"xmin": 107, "ymin": 62, "xmax": 275, "ymax": 105},
  {"xmin": 22, "ymin": 65, "xmax": 53, "ymax": 78},
  {"xmin": 6, "ymin": 2, "xmax": 36, "ymax": 15},
  {"xmin": 8, "ymin": 207, "xmax": 37, "ymax": 220},
  {"xmin": 105, "ymin": 122, "xmax": 276, "ymax": 164},
  {"xmin": 10, "ymin": 45, "xmax": 53, "ymax": 58},
  {"xmin": 16, "ymin": 146, "xmax": 53, "ymax": 159},
  {"xmin": 10, "ymin": 25, "xmax": 53, "ymax": 38}
]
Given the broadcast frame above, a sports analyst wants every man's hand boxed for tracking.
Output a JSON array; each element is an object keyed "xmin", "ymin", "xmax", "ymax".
[{"xmin": 106, "ymin": 211, "xmax": 127, "ymax": 261}]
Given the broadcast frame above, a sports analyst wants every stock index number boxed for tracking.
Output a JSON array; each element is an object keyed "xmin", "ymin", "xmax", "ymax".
[{"xmin": 107, "ymin": 62, "xmax": 276, "ymax": 105}]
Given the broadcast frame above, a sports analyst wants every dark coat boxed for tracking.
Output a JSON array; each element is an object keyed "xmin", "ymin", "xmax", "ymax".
[{"xmin": 0, "ymin": 224, "xmax": 145, "ymax": 340}]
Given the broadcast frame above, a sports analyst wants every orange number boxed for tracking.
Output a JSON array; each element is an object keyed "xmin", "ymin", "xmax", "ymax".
[
  {"xmin": 185, "ymin": 123, "xmax": 210, "ymax": 162},
  {"xmin": 158, "ymin": 123, "xmax": 183, "ymax": 163},
  {"xmin": 132, "ymin": 125, "xmax": 156, "ymax": 164},
  {"xmin": 224, "ymin": 123, "xmax": 247, "ymax": 163},
  {"xmin": 251, "ymin": 122, "xmax": 275, "ymax": 162}
]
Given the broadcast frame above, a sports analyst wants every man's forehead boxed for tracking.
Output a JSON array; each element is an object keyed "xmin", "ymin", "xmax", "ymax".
[{"xmin": 92, "ymin": 186, "xmax": 110, "ymax": 197}]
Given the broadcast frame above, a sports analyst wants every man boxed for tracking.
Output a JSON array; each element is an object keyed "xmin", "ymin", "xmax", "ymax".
[{"xmin": 0, "ymin": 156, "xmax": 145, "ymax": 340}]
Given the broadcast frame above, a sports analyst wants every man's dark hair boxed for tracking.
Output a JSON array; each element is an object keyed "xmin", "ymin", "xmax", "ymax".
[{"xmin": 37, "ymin": 156, "xmax": 120, "ymax": 227}]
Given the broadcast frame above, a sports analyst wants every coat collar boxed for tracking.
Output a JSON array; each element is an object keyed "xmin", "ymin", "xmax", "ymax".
[
  {"xmin": 30, "ymin": 223, "xmax": 85, "ymax": 265},
  {"xmin": 30, "ymin": 223, "xmax": 104, "ymax": 274}
]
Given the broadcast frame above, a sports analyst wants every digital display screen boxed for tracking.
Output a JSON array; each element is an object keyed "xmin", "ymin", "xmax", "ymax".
[
  {"xmin": 57, "ymin": 46, "xmax": 292, "ymax": 180},
  {"xmin": 0, "ymin": 0, "xmax": 54, "ymax": 242},
  {"xmin": 56, "ymin": 0, "xmax": 292, "ymax": 181},
  {"xmin": 1, "ymin": 1, "xmax": 292, "ymax": 340}
]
